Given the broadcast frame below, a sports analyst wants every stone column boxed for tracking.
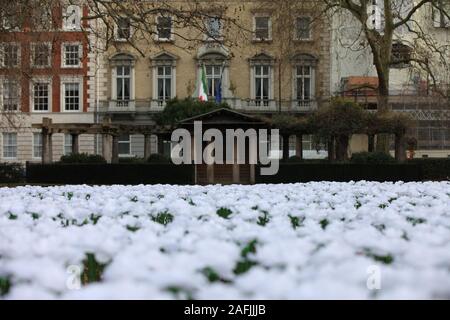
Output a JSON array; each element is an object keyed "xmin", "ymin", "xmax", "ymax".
[
  {"xmin": 41, "ymin": 131, "xmax": 48, "ymax": 164},
  {"xmin": 42, "ymin": 131, "xmax": 53, "ymax": 164},
  {"xmin": 49, "ymin": 134, "xmax": 53, "ymax": 162},
  {"xmin": 395, "ymin": 133, "xmax": 406, "ymax": 162},
  {"xmin": 232, "ymin": 142, "xmax": 240, "ymax": 184},
  {"xmin": 157, "ymin": 135, "xmax": 165, "ymax": 155},
  {"xmin": 368, "ymin": 134, "xmax": 375, "ymax": 152},
  {"xmin": 71, "ymin": 134, "xmax": 79, "ymax": 154},
  {"xmin": 102, "ymin": 134, "xmax": 112, "ymax": 163},
  {"xmin": 111, "ymin": 135, "xmax": 119, "ymax": 164},
  {"xmin": 295, "ymin": 135, "xmax": 303, "ymax": 159},
  {"xmin": 144, "ymin": 134, "xmax": 152, "ymax": 159}
]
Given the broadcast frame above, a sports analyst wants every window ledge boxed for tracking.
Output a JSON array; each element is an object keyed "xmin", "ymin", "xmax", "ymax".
[
  {"xmin": 293, "ymin": 38, "xmax": 314, "ymax": 43},
  {"xmin": 252, "ymin": 39, "xmax": 273, "ymax": 44},
  {"xmin": 155, "ymin": 38, "xmax": 175, "ymax": 43},
  {"xmin": 61, "ymin": 65, "xmax": 82, "ymax": 69},
  {"xmin": 31, "ymin": 65, "xmax": 52, "ymax": 69}
]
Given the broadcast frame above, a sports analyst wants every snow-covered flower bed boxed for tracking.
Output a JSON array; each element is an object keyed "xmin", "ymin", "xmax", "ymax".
[{"xmin": 1, "ymin": 182, "xmax": 450, "ymax": 299}]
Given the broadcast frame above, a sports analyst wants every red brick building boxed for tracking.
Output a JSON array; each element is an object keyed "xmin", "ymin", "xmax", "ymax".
[{"xmin": 0, "ymin": 3, "xmax": 94, "ymax": 162}]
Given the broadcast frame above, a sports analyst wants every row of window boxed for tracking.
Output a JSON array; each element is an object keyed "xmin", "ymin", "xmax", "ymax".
[
  {"xmin": 0, "ymin": 43, "xmax": 82, "ymax": 68},
  {"xmin": 367, "ymin": 0, "xmax": 449, "ymax": 31},
  {"xmin": 1, "ymin": 78, "xmax": 83, "ymax": 112},
  {"xmin": 112, "ymin": 63, "xmax": 315, "ymax": 105},
  {"xmin": 1, "ymin": 133, "xmax": 73, "ymax": 159},
  {"xmin": 116, "ymin": 15, "xmax": 313, "ymax": 42},
  {"xmin": 2, "ymin": 5, "xmax": 82, "ymax": 32},
  {"xmin": 112, "ymin": 134, "xmax": 322, "ymax": 158}
]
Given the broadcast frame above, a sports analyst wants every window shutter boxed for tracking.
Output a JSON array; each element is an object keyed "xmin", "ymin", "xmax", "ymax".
[
  {"xmin": 444, "ymin": 4, "xmax": 450, "ymax": 27},
  {"xmin": 433, "ymin": 7, "xmax": 442, "ymax": 27},
  {"xmin": 0, "ymin": 45, "xmax": 4, "ymax": 67},
  {"xmin": 0, "ymin": 82, "xmax": 3, "ymax": 107},
  {"xmin": 112, "ymin": 67, "xmax": 117, "ymax": 100}
]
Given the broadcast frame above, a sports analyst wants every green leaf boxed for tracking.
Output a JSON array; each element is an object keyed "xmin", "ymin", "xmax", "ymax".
[{"xmin": 216, "ymin": 208, "xmax": 232, "ymax": 219}]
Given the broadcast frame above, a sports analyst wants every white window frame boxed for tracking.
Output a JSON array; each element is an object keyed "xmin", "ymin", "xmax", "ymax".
[
  {"xmin": 205, "ymin": 65, "xmax": 223, "ymax": 98},
  {"xmin": 293, "ymin": 65, "xmax": 315, "ymax": 104},
  {"xmin": 2, "ymin": 15, "xmax": 19, "ymax": 31},
  {"xmin": 253, "ymin": 15, "xmax": 272, "ymax": 41},
  {"xmin": 31, "ymin": 42, "xmax": 52, "ymax": 68},
  {"xmin": 154, "ymin": 65, "xmax": 175, "ymax": 103},
  {"xmin": 63, "ymin": 133, "xmax": 73, "ymax": 155},
  {"xmin": 115, "ymin": 17, "xmax": 132, "ymax": 41},
  {"xmin": 112, "ymin": 65, "xmax": 135, "ymax": 105},
  {"xmin": 252, "ymin": 65, "xmax": 273, "ymax": 105},
  {"xmin": 155, "ymin": 15, "xmax": 174, "ymax": 42},
  {"xmin": 295, "ymin": 16, "xmax": 312, "ymax": 41},
  {"xmin": 30, "ymin": 77, "xmax": 52, "ymax": 112},
  {"xmin": 433, "ymin": 3, "xmax": 450, "ymax": 28},
  {"xmin": 32, "ymin": 8, "xmax": 53, "ymax": 31},
  {"xmin": 367, "ymin": 0, "xmax": 383, "ymax": 31},
  {"xmin": 61, "ymin": 77, "xmax": 83, "ymax": 112},
  {"xmin": 61, "ymin": 43, "xmax": 82, "ymax": 68},
  {"xmin": 118, "ymin": 134, "xmax": 132, "ymax": 157},
  {"xmin": 0, "ymin": 43, "xmax": 20, "ymax": 68},
  {"xmin": 63, "ymin": 5, "xmax": 82, "ymax": 31},
  {"xmin": 33, "ymin": 132, "xmax": 43, "ymax": 159},
  {"xmin": 1, "ymin": 79, "xmax": 20, "ymax": 111},
  {"xmin": 2, "ymin": 132, "xmax": 17, "ymax": 159}
]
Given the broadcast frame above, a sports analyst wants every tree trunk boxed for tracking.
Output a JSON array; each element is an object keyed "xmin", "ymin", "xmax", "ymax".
[
  {"xmin": 278, "ymin": 61, "xmax": 282, "ymax": 113},
  {"xmin": 375, "ymin": 67, "xmax": 391, "ymax": 153},
  {"xmin": 282, "ymin": 134, "xmax": 290, "ymax": 161},
  {"xmin": 327, "ymin": 138, "xmax": 335, "ymax": 162},
  {"xmin": 111, "ymin": 135, "xmax": 119, "ymax": 164},
  {"xmin": 368, "ymin": 134, "xmax": 375, "ymax": 152},
  {"xmin": 295, "ymin": 135, "xmax": 303, "ymax": 160},
  {"xmin": 395, "ymin": 132, "xmax": 406, "ymax": 162},
  {"xmin": 335, "ymin": 135, "xmax": 349, "ymax": 162}
]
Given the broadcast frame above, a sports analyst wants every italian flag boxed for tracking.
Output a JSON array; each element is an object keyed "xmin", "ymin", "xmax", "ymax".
[{"xmin": 198, "ymin": 64, "xmax": 208, "ymax": 102}]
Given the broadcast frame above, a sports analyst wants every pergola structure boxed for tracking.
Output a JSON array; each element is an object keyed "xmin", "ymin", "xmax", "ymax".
[{"xmin": 32, "ymin": 118, "xmax": 172, "ymax": 164}]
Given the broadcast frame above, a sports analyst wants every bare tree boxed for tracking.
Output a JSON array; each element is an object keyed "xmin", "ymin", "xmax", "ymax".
[
  {"xmin": 0, "ymin": 0, "xmax": 249, "ymax": 131},
  {"xmin": 0, "ymin": 0, "xmax": 64, "ymax": 130},
  {"xmin": 323, "ymin": 0, "xmax": 450, "ymax": 151},
  {"xmin": 78, "ymin": 0, "xmax": 249, "ymax": 54}
]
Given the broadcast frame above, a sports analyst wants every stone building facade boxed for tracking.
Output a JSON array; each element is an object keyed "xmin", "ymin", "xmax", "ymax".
[{"xmin": 89, "ymin": 0, "xmax": 332, "ymax": 160}]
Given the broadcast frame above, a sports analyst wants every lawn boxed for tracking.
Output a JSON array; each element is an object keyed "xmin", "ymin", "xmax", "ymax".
[{"xmin": 1, "ymin": 182, "xmax": 450, "ymax": 299}]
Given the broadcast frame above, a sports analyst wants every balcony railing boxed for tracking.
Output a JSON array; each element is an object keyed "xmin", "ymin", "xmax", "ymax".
[
  {"xmin": 102, "ymin": 98, "xmax": 318, "ymax": 114},
  {"xmin": 108, "ymin": 100, "xmax": 136, "ymax": 112},
  {"xmin": 291, "ymin": 99, "xmax": 317, "ymax": 111},
  {"xmin": 150, "ymin": 99, "xmax": 168, "ymax": 111}
]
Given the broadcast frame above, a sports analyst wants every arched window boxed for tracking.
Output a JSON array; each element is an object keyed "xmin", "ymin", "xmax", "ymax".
[
  {"xmin": 109, "ymin": 53, "xmax": 136, "ymax": 109},
  {"xmin": 197, "ymin": 50, "xmax": 230, "ymax": 102},
  {"xmin": 63, "ymin": 5, "xmax": 81, "ymax": 30},
  {"xmin": 150, "ymin": 52, "xmax": 178, "ymax": 107},
  {"xmin": 291, "ymin": 53, "xmax": 318, "ymax": 109},
  {"xmin": 249, "ymin": 53, "xmax": 275, "ymax": 107}
]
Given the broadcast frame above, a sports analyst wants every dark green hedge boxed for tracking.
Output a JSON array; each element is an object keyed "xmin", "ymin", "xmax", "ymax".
[
  {"xmin": 408, "ymin": 159, "xmax": 450, "ymax": 181},
  {"xmin": 256, "ymin": 163, "xmax": 423, "ymax": 183},
  {"xmin": 0, "ymin": 163, "xmax": 25, "ymax": 183},
  {"xmin": 26, "ymin": 163, "xmax": 195, "ymax": 185},
  {"xmin": 60, "ymin": 153, "xmax": 106, "ymax": 164},
  {"xmin": 350, "ymin": 152, "xmax": 395, "ymax": 164}
]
